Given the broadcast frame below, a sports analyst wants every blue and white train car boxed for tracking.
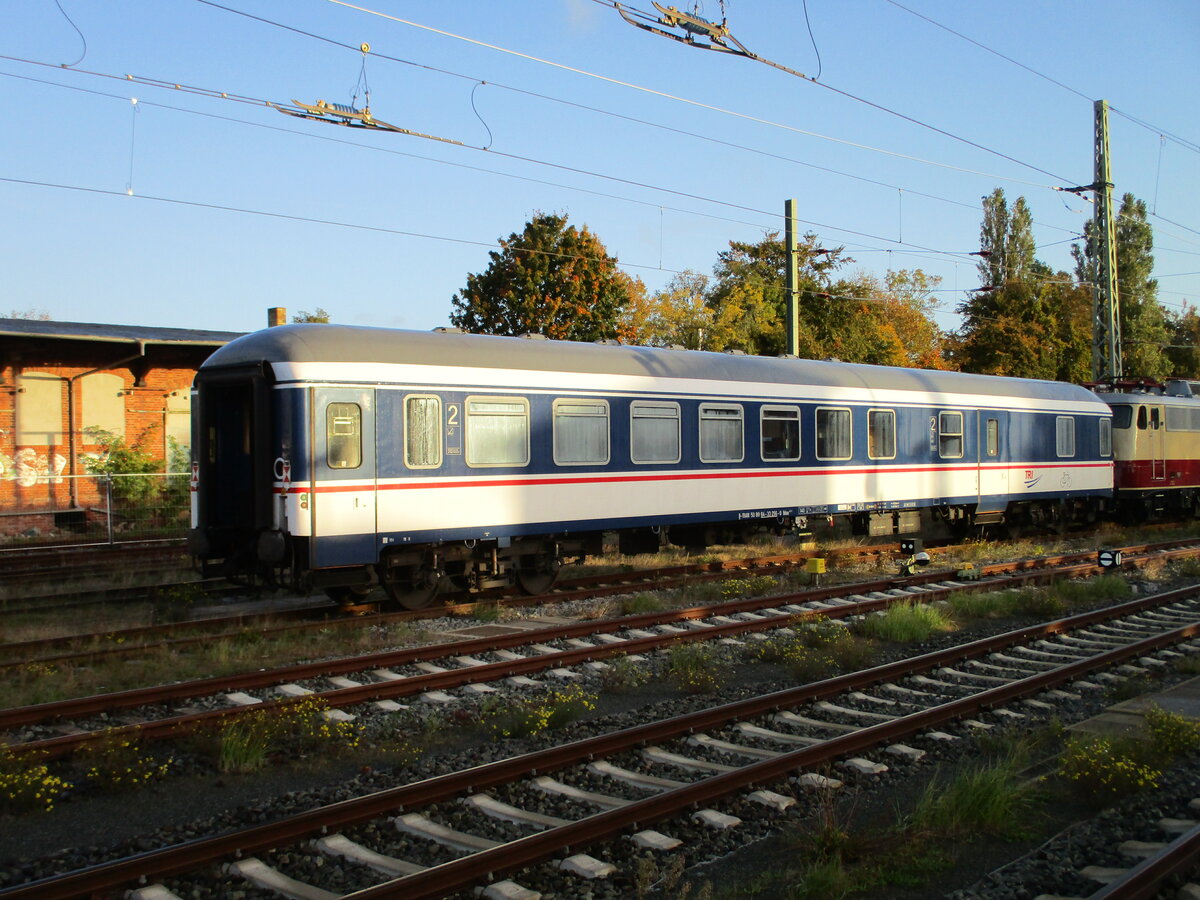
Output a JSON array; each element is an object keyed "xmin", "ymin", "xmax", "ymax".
[{"xmin": 188, "ymin": 325, "xmax": 1113, "ymax": 607}]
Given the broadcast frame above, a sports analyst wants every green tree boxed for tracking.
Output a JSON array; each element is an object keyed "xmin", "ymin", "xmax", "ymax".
[
  {"xmin": 292, "ymin": 308, "xmax": 331, "ymax": 323},
  {"xmin": 957, "ymin": 190, "xmax": 1063, "ymax": 378},
  {"xmin": 859, "ymin": 269, "xmax": 950, "ymax": 369},
  {"xmin": 703, "ymin": 231, "xmax": 852, "ymax": 357},
  {"xmin": 1165, "ymin": 304, "xmax": 1200, "ymax": 378},
  {"xmin": 1073, "ymin": 193, "xmax": 1170, "ymax": 379},
  {"xmin": 620, "ymin": 270, "xmax": 714, "ymax": 348},
  {"xmin": 450, "ymin": 213, "xmax": 643, "ymax": 341}
]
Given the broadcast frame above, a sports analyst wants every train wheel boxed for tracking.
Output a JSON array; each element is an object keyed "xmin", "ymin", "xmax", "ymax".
[
  {"xmin": 515, "ymin": 556, "xmax": 561, "ymax": 595},
  {"xmin": 380, "ymin": 564, "xmax": 441, "ymax": 610}
]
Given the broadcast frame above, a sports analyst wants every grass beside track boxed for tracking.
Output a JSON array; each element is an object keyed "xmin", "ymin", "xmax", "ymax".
[{"xmin": 1, "ymin": 525, "xmax": 1194, "ymax": 711}]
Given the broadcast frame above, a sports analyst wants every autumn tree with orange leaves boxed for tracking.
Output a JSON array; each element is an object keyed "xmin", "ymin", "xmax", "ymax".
[{"xmin": 450, "ymin": 213, "xmax": 644, "ymax": 342}]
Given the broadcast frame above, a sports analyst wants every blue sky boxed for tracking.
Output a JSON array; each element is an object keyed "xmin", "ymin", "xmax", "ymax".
[{"xmin": 2, "ymin": 0, "xmax": 1197, "ymax": 339}]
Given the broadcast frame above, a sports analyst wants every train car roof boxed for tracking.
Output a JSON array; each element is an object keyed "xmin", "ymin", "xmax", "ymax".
[{"xmin": 201, "ymin": 324, "xmax": 1104, "ymax": 405}]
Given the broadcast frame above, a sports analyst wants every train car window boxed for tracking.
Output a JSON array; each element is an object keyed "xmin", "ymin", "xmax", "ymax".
[
  {"xmin": 985, "ymin": 418, "xmax": 999, "ymax": 457},
  {"xmin": 816, "ymin": 407, "xmax": 852, "ymax": 460},
  {"xmin": 465, "ymin": 397, "xmax": 530, "ymax": 467},
  {"xmin": 699, "ymin": 404, "xmax": 744, "ymax": 463},
  {"xmin": 1166, "ymin": 407, "xmax": 1200, "ymax": 432},
  {"xmin": 1056, "ymin": 416, "xmax": 1076, "ymax": 457},
  {"xmin": 1150, "ymin": 407, "xmax": 1162, "ymax": 430},
  {"xmin": 1099, "ymin": 418, "xmax": 1112, "ymax": 457},
  {"xmin": 1111, "ymin": 406, "xmax": 1133, "ymax": 429},
  {"xmin": 867, "ymin": 409, "xmax": 896, "ymax": 460},
  {"xmin": 1137, "ymin": 406, "xmax": 1148, "ymax": 430},
  {"xmin": 553, "ymin": 399, "xmax": 610, "ymax": 465},
  {"xmin": 938, "ymin": 411, "xmax": 963, "ymax": 459},
  {"xmin": 404, "ymin": 395, "xmax": 442, "ymax": 469},
  {"xmin": 631, "ymin": 401, "xmax": 681, "ymax": 464},
  {"xmin": 326, "ymin": 402, "xmax": 362, "ymax": 469},
  {"xmin": 761, "ymin": 406, "xmax": 800, "ymax": 461}
]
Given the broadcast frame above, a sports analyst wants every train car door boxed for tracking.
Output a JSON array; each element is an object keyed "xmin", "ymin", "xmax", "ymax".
[
  {"xmin": 1147, "ymin": 405, "xmax": 1167, "ymax": 481},
  {"xmin": 976, "ymin": 411, "xmax": 1008, "ymax": 511},
  {"xmin": 310, "ymin": 388, "xmax": 377, "ymax": 567}
]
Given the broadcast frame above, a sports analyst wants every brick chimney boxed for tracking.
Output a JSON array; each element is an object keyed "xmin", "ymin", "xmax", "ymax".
[{"xmin": 267, "ymin": 307, "xmax": 287, "ymax": 327}]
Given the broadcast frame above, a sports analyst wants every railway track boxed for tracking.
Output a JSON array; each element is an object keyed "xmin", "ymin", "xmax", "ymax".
[
  {"xmin": 3, "ymin": 580, "xmax": 1197, "ymax": 899},
  {"xmin": 7, "ymin": 538, "xmax": 1198, "ymax": 677},
  {"xmin": 0, "ymin": 540, "xmax": 191, "ymax": 607},
  {"xmin": 4, "ymin": 538, "xmax": 1198, "ymax": 762}
]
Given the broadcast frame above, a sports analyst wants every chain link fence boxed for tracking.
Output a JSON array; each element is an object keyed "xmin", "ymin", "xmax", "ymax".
[{"xmin": 0, "ymin": 473, "xmax": 191, "ymax": 549}]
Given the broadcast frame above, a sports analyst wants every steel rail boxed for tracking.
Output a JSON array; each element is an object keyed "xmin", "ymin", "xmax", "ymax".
[
  {"xmin": 3, "ymin": 587, "xmax": 1197, "ymax": 900},
  {"xmin": 0, "ymin": 544, "xmax": 886, "ymax": 665},
  {"xmin": 4, "ymin": 548, "xmax": 1192, "ymax": 756},
  {"xmin": 354, "ymin": 618, "xmax": 1200, "ymax": 900},
  {"xmin": 5, "ymin": 538, "xmax": 1194, "ymax": 673},
  {"xmin": 1088, "ymin": 822, "xmax": 1200, "ymax": 900}
]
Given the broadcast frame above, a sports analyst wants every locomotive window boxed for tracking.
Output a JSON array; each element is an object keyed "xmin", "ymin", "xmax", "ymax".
[
  {"xmin": 1111, "ymin": 406, "xmax": 1133, "ymax": 429},
  {"xmin": 1099, "ymin": 418, "xmax": 1112, "ymax": 457},
  {"xmin": 553, "ymin": 399, "xmax": 609, "ymax": 465},
  {"xmin": 631, "ymin": 401, "xmax": 680, "ymax": 464},
  {"xmin": 1166, "ymin": 407, "xmax": 1200, "ymax": 432},
  {"xmin": 938, "ymin": 411, "xmax": 963, "ymax": 459},
  {"xmin": 1150, "ymin": 407, "xmax": 1162, "ymax": 430},
  {"xmin": 985, "ymin": 418, "xmax": 999, "ymax": 457},
  {"xmin": 404, "ymin": 395, "xmax": 442, "ymax": 469},
  {"xmin": 816, "ymin": 407, "xmax": 852, "ymax": 460},
  {"xmin": 1056, "ymin": 416, "xmax": 1075, "ymax": 457},
  {"xmin": 465, "ymin": 397, "xmax": 529, "ymax": 467},
  {"xmin": 326, "ymin": 402, "xmax": 362, "ymax": 469},
  {"xmin": 1137, "ymin": 406, "xmax": 1148, "ymax": 430},
  {"xmin": 867, "ymin": 409, "xmax": 896, "ymax": 460},
  {"xmin": 761, "ymin": 406, "xmax": 800, "ymax": 461},
  {"xmin": 699, "ymin": 404, "xmax": 744, "ymax": 463}
]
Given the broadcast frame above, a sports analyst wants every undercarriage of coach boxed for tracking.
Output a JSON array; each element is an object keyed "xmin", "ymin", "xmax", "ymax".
[{"xmin": 309, "ymin": 533, "xmax": 603, "ymax": 610}]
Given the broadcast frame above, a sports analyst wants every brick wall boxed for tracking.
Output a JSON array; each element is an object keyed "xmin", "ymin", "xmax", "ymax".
[{"xmin": 0, "ymin": 359, "xmax": 198, "ymax": 535}]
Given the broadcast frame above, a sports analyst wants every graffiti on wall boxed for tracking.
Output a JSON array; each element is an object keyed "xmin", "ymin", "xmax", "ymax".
[{"xmin": 0, "ymin": 449, "xmax": 68, "ymax": 487}]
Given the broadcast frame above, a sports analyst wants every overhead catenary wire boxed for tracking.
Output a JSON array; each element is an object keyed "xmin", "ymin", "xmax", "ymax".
[
  {"xmin": 320, "ymin": 0, "xmax": 1077, "ymax": 189},
  {"xmin": 881, "ymin": 0, "xmax": 1200, "ymax": 157},
  {"xmin": 187, "ymin": 0, "xmax": 1062, "ymax": 195},
  {"xmin": 0, "ymin": 64, "xmax": 1009, "ymax": 269},
  {"xmin": 9, "ymin": 65, "xmax": 1186, "ymax": 302},
  {"xmin": 8, "ymin": 6, "xmax": 1193, "ymax": 319}
]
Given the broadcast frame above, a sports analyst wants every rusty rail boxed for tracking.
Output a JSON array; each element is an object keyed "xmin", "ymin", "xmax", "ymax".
[{"xmin": 3, "ymin": 585, "xmax": 1197, "ymax": 900}]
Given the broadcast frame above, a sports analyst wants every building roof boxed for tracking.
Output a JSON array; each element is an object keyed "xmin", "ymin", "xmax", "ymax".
[{"xmin": 0, "ymin": 317, "xmax": 243, "ymax": 347}]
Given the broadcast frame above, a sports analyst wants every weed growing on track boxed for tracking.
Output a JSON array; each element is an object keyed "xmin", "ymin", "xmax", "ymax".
[
  {"xmin": 666, "ymin": 642, "xmax": 721, "ymax": 693},
  {"xmin": 0, "ymin": 745, "xmax": 71, "ymax": 813},
  {"xmin": 471, "ymin": 601, "xmax": 503, "ymax": 623},
  {"xmin": 858, "ymin": 600, "xmax": 954, "ymax": 643},
  {"xmin": 1143, "ymin": 703, "xmax": 1200, "ymax": 758},
  {"xmin": 598, "ymin": 653, "xmax": 652, "ymax": 693},
  {"xmin": 634, "ymin": 854, "xmax": 712, "ymax": 900},
  {"xmin": 1056, "ymin": 736, "xmax": 1161, "ymax": 800},
  {"xmin": 621, "ymin": 592, "xmax": 667, "ymax": 615},
  {"xmin": 773, "ymin": 737, "xmax": 1043, "ymax": 898},
  {"xmin": 907, "ymin": 761, "xmax": 1037, "ymax": 838},
  {"xmin": 197, "ymin": 696, "xmax": 364, "ymax": 774},
  {"xmin": 720, "ymin": 575, "xmax": 778, "ymax": 599},
  {"xmin": 76, "ymin": 731, "xmax": 173, "ymax": 791},
  {"xmin": 477, "ymin": 685, "xmax": 598, "ymax": 740}
]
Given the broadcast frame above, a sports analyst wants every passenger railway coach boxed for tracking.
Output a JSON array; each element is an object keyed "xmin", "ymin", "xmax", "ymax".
[{"xmin": 188, "ymin": 325, "xmax": 1114, "ymax": 608}]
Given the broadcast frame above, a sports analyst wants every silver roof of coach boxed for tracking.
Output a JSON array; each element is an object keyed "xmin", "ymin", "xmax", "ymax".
[{"xmin": 202, "ymin": 324, "xmax": 1103, "ymax": 404}]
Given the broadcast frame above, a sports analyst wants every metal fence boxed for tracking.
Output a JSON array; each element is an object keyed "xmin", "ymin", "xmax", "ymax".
[{"xmin": 0, "ymin": 472, "xmax": 191, "ymax": 549}]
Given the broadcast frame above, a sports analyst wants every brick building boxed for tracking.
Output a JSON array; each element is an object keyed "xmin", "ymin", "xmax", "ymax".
[{"xmin": 0, "ymin": 317, "xmax": 244, "ymax": 536}]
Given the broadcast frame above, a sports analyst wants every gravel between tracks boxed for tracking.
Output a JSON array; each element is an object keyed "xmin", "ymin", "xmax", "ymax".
[{"xmin": 1, "ymin": 578, "xmax": 1196, "ymax": 898}]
